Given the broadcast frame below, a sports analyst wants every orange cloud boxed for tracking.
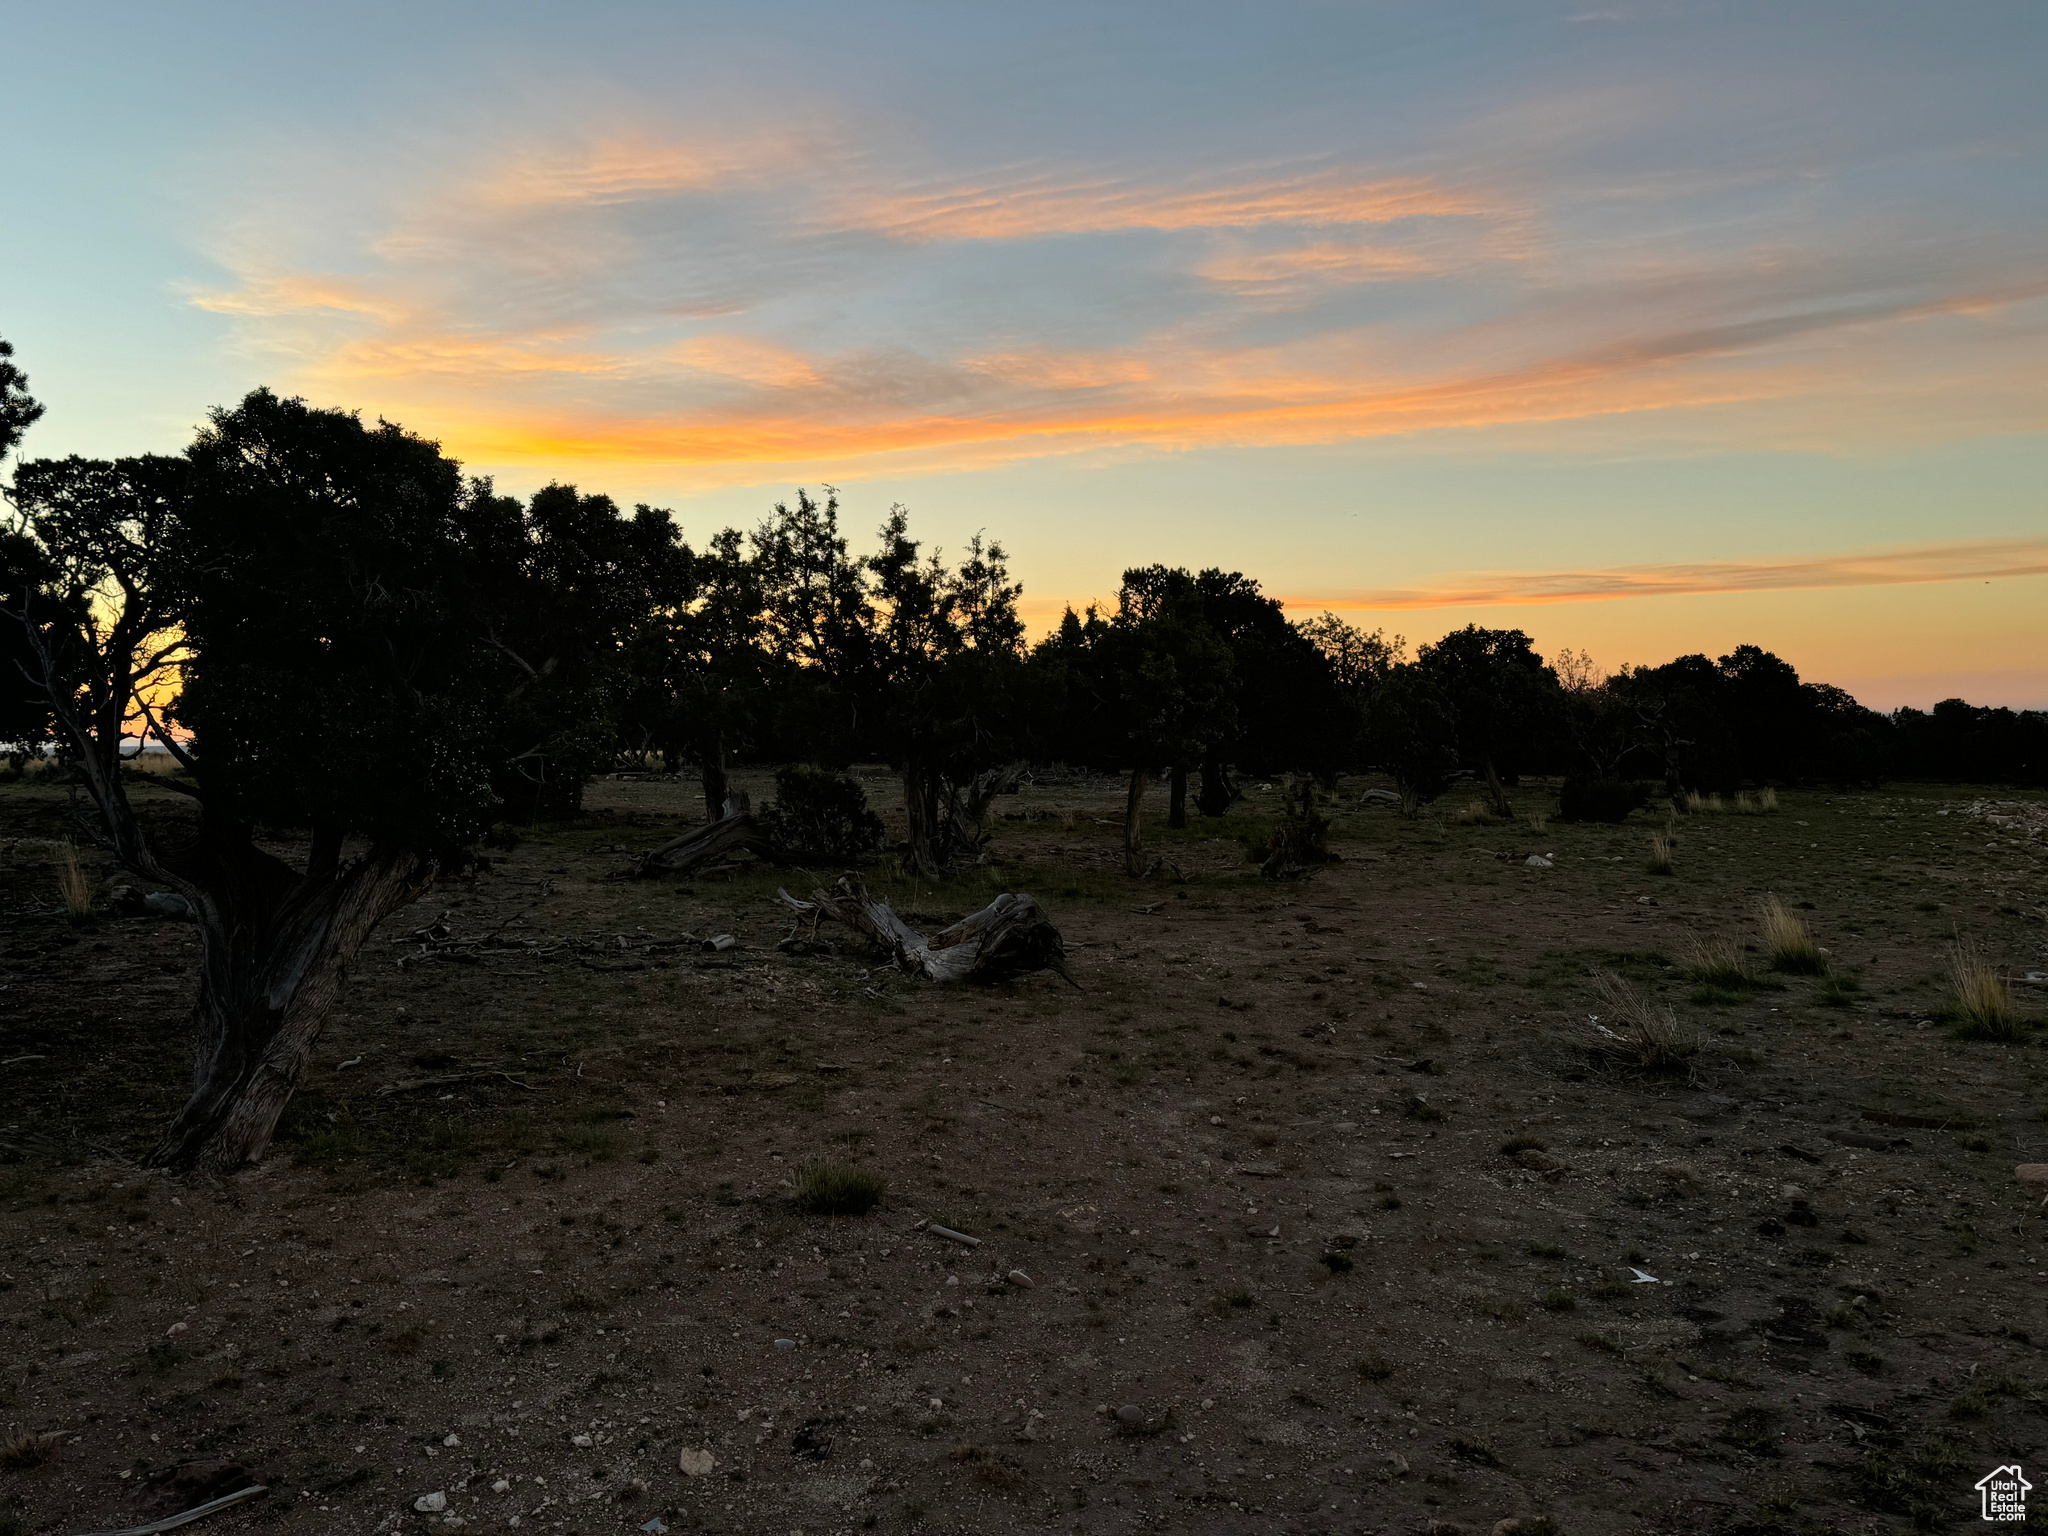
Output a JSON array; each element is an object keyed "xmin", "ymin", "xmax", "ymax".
[
  {"xmin": 833, "ymin": 170, "xmax": 1486, "ymax": 243},
  {"xmin": 1279, "ymin": 536, "xmax": 2048, "ymax": 612}
]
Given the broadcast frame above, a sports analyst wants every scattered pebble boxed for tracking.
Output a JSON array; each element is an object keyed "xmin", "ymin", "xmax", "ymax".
[
  {"xmin": 1115, "ymin": 1403, "xmax": 1144, "ymax": 1425},
  {"xmin": 677, "ymin": 1448, "xmax": 717, "ymax": 1477},
  {"xmin": 413, "ymin": 1492, "xmax": 447, "ymax": 1514}
]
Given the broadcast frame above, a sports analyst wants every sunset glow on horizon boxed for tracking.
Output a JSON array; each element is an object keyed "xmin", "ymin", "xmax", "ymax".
[{"xmin": 6, "ymin": 3, "xmax": 2044, "ymax": 708}]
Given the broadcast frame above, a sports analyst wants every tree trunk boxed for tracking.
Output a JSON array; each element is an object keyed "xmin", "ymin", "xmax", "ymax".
[
  {"xmin": 1123, "ymin": 766, "xmax": 1149, "ymax": 877},
  {"xmin": 700, "ymin": 727, "xmax": 729, "ymax": 823},
  {"xmin": 901, "ymin": 752, "xmax": 945, "ymax": 881},
  {"xmin": 1168, "ymin": 763, "xmax": 1188, "ymax": 829},
  {"xmin": 148, "ymin": 844, "xmax": 433, "ymax": 1174},
  {"xmin": 1195, "ymin": 750, "xmax": 1235, "ymax": 818},
  {"xmin": 1482, "ymin": 758, "xmax": 1513, "ymax": 820}
]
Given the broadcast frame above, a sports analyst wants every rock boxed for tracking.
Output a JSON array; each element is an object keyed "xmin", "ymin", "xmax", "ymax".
[
  {"xmin": 413, "ymin": 1492, "xmax": 447, "ymax": 1514},
  {"xmin": 490, "ymin": 1480, "xmax": 510, "ymax": 1494},
  {"xmin": 1523, "ymin": 855, "xmax": 1552, "ymax": 868},
  {"xmin": 144, "ymin": 891, "xmax": 194, "ymax": 919},
  {"xmin": 442, "ymin": 1433, "xmax": 459, "ymax": 1447},
  {"xmin": 1006, "ymin": 1269, "xmax": 1034, "ymax": 1288},
  {"xmin": 2017, "ymin": 1164, "xmax": 2048, "ymax": 1183},
  {"xmin": 165, "ymin": 1321, "xmax": 188, "ymax": 1337},
  {"xmin": 1114, "ymin": 1403, "xmax": 1144, "ymax": 1426},
  {"xmin": 571, "ymin": 1433, "xmax": 593, "ymax": 1448},
  {"xmin": 1376, "ymin": 1452, "xmax": 1408, "ymax": 1480},
  {"xmin": 1209, "ymin": 1115, "xmax": 1225, "ymax": 1126},
  {"xmin": 640, "ymin": 1521, "xmax": 668, "ymax": 1535},
  {"xmin": 677, "ymin": 1447, "xmax": 717, "ymax": 1478},
  {"xmin": 774, "ymin": 1337, "xmax": 797, "ymax": 1348}
]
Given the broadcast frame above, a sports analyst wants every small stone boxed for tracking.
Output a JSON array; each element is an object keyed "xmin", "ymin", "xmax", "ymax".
[
  {"xmin": 1780, "ymin": 1183, "xmax": 1805, "ymax": 1199},
  {"xmin": 1115, "ymin": 1403, "xmax": 1144, "ymax": 1426},
  {"xmin": 413, "ymin": 1492, "xmax": 447, "ymax": 1514},
  {"xmin": 490, "ymin": 1480, "xmax": 511, "ymax": 1494},
  {"xmin": 1200, "ymin": 1398, "xmax": 1215, "ymax": 1410},
  {"xmin": 640, "ymin": 1521, "xmax": 668, "ymax": 1535},
  {"xmin": 677, "ymin": 1447, "xmax": 717, "ymax": 1477},
  {"xmin": 1209, "ymin": 1115, "xmax": 1225, "ymax": 1126},
  {"xmin": 773, "ymin": 1337, "xmax": 797, "ymax": 1349},
  {"xmin": 165, "ymin": 1321, "xmax": 189, "ymax": 1337},
  {"xmin": 1524, "ymin": 855, "xmax": 1552, "ymax": 868},
  {"xmin": 1376, "ymin": 1452, "xmax": 1409, "ymax": 1480},
  {"xmin": 442, "ymin": 1433, "xmax": 460, "ymax": 1447},
  {"xmin": 570, "ymin": 1433, "xmax": 593, "ymax": 1448},
  {"xmin": 2016, "ymin": 1164, "xmax": 2048, "ymax": 1183},
  {"xmin": 1006, "ymin": 1268, "xmax": 1033, "ymax": 1288}
]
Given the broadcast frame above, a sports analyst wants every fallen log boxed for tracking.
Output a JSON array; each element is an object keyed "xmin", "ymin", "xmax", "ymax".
[
  {"xmin": 777, "ymin": 876, "xmax": 1074, "ymax": 985},
  {"xmin": 623, "ymin": 798, "xmax": 777, "ymax": 879}
]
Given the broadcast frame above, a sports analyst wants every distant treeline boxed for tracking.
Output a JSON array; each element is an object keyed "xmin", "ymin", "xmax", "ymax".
[{"xmin": 4, "ymin": 379, "xmax": 2044, "ymax": 882}]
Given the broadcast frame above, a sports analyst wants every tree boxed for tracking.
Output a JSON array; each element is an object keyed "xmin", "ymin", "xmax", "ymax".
[
  {"xmin": 1365, "ymin": 663, "xmax": 1458, "ymax": 816},
  {"xmin": 0, "ymin": 338, "xmax": 50, "ymax": 765},
  {"xmin": 1297, "ymin": 612, "xmax": 1402, "ymax": 787},
  {"xmin": 469, "ymin": 483, "xmax": 682, "ymax": 821},
  {"xmin": 1414, "ymin": 625, "xmax": 1563, "ymax": 817},
  {"xmin": 1104, "ymin": 567, "xmax": 1236, "ymax": 871},
  {"xmin": 4, "ymin": 389, "xmax": 633, "ymax": 1173}
]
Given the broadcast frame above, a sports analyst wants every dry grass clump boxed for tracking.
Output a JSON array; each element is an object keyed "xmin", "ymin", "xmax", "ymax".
[
  {"xmin": 1452, "ymin": 799, "xmax": 1498, "ymax": 826},
  {"xmin": 1646, "ymin": 832, "xmax": 1675, "ymax": 875},
  {"xmin": 1683, "ymin": 790, "xmax": 1725, "ymax": 814},
  {"xmin": 791, "ymin": 1161, "xmax": 887, "ymax": 1217},
  {"xmin": 1526, "ymin": 811, "xmax": 1549, "ymax": 833},
  {"xmin": 1682, "ymin": 931, "xmax": 1750, "ymax": 988},
  {"xmin": 1758, "ymin": 894, "xmax": 1825, "ymax": 973},
  {"xmin": 1759, "ymin": 786, "xmax": 1779, "ymax": 812},
  {"xmin": 0, "ymin": 1431, "xmax": 62, "ymax": 1469},
  {"xmin": 1947, "ymin": 939, "xmax": 2019, "ymax": 1041},
  {"xmin": 1591, "ymin": 972, "xmax": 1702, "ymax": 1075},
  {"xmin": 56, "ymin": 842, "xmax": 98, "ymax": 923}
]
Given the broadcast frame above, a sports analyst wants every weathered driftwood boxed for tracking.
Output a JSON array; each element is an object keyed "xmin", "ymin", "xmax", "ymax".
[
  {"xmin": 625, "ymin": 796, "xmax": 775, "ymax": 879},
  {"xmin": 777, "ymin": 876, "xmax": 1073, "ymax": 985}
]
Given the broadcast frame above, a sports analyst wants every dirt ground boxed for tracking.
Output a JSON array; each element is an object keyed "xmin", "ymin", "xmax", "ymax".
[{"xmin": 2, "ymin": 770, "xmax": 2045, "ymax": 1536}]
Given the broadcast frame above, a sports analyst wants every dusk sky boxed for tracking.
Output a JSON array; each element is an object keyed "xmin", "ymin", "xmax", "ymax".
[{"xmin": 5, "ymin": 3, "xmax": 2045, "ymax": 707}]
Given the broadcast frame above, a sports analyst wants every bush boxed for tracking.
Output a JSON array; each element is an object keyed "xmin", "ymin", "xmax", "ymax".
[
  {"xmin": 1759, "ymin": 895, "xmax": 1825, "ymax": 974},
  {"xmin": 759, "ymin": 766, "xmax": 885, "ymax": 862},
  {"xmin": 1557, "ymin": 777, "xmax": 1646, "ymax": 823},
  {"xmin": 791, "ymin": 1161, "xmax": 886, "ymax": 1216},
  {"xmin": 1948, "ymin": 939, "xmax": 2019, "ymax": 1040}
]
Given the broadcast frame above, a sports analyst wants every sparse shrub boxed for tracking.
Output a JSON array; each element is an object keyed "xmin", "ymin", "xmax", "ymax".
[
  {"xmin": 1683, "ymin": 790, "xmax": 1725, "ymax": 814},
  {"xmin": 1947, "ymin": 938, "xmax": 2018, "ymax": 1040},
  {"xmin": 1451, "ymin": 798, "xmax": 1495, "ymax": 826},
  {"xmin": 1526, "ymin": 810, "xmax": 1548, "ymax": 833},
  {"xmin": 1759, "ymin": 895, "xmax": 1825, "ymax": 974},
  {"xmin": 1816, "ymin": 972, "xmax": 1861, "ymax": 1009},
  {"xmin": 1538, "ymin": 1288, "xmax": 1577, "ymax": 1312},
  {"xmin": 792, "ymin": 1161, "xmax": 886, "ymax": 1216},
  {"xmin": 758, "ymin": 765, "xmax": 885, "ymax": 862},
  {"xmin": 1557, "ymin": 777, "xmax": 1645, "ymax": 824},
  {"xmin": 1682, "ymin": 931, "xmax": 1749, "ymax": 988},
  {"xmin": 1591, "ymin": 972, "xmax": 1701, "ymax": 1075},
  {"xmin": 1260, "ymin": 778, "xmax": 1333, "ymax": 877},
  {"xmin": 1646, "ymin": 832, "xmax": 1675, "ymax": 875},
  {"xmin": 1758, "ymin": 787, "xmax": 1779, "ymax": 811},
  {"xmin": 55, "ymin": 843, "xmax": 96, "ymax": 924}
]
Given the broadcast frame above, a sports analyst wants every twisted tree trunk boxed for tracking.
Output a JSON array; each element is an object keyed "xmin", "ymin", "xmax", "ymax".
[
  {"xmin": 901, "ymin": 750, "xmax": 946, "ymax": 880},
  {"xmin": 149, "ymin": 840, "xmax": 433, "ymax": 1173},
  {"xmin": 699, "ymin": 725, "xmax": 730, "ymax": 822},
  {"xmin": 1168, "ymin": 763, "xmax": 1188, "ymax": 829}
]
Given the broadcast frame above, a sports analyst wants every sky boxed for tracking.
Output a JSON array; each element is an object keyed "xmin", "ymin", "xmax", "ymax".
[{"xmin": 4, "ymin": 2, "xmax": 2045, "ymax": 709}]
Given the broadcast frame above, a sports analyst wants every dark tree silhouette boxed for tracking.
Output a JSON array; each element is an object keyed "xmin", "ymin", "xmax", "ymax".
[
  {"xmin": 4, "ymin": 390, "xmax": 638, "ymax": 1172},
  {"xmin": 1415, "ymin": 625, "xmax": 1564, "ymax": 817}
]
